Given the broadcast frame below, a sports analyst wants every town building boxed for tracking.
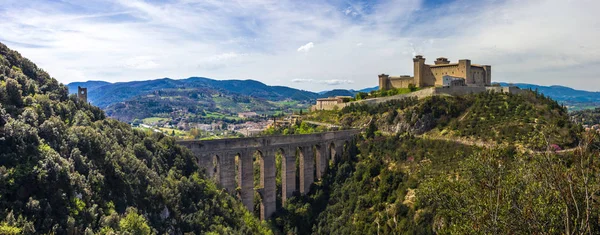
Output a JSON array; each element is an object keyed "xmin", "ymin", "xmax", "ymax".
[{"xmin": 311, "ymin": 96, "xmax": 352, "ymax": 111}]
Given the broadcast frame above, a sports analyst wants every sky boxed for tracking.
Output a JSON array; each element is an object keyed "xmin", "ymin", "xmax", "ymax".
[{"xmin": 0, "ymin": 0, "xmax": 599, "ymax": 92}]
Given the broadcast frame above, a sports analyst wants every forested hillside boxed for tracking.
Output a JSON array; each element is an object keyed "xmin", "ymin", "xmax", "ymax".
[
  {"xmin": 104, "ymin": 87, "xmax": 297, "ymax": 122},
  {"xmin": 68, "ymin": 77, "xmax": 319, "ymax": 108},
  {"xmin": 269, "ymin": 91, "xmax": 598, "ymax": 234},
  {"xmin": 0, "ymin": 43, "xmax": 270, "ymax": 234}
]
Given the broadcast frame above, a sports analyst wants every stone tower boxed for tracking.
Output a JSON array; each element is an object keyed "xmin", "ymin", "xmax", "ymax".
[
  {"xmin": 77, "ymin": 86, "xmax": 87, "ymax": 103},
  {"xmin": 413, "ymin": 55, "xmax": 426, "ymax": 87},
  {"xmin": 378, "ymin": 74, "xmax": 390, "ymax": 91}
]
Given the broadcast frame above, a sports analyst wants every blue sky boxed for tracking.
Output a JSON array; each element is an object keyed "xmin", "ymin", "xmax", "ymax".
[{"xmin": 1, "ymin": 0, "xmax": 599, "ymax": 91}]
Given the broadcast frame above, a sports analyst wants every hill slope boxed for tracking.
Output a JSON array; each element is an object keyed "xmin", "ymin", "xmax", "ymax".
[
  {"xmin": 272, "ymin": 91, "xmax": 598, "ymax": 234},
  {"xmin": 68, "ymin": 77, "xmax": 319, "ymax": 108},
  {"xmin": 0, "ymin": 43, "xmax": 269, "ymax": 233},
  {"xmin": 103, "ymin": 87, "xmax": 290, "ymax": 122}
]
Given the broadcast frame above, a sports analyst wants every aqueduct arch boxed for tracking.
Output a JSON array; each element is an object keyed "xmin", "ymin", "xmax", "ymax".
[{"xmin": 177, "ymin": 129, "xmax": 359, "ymax": 220}]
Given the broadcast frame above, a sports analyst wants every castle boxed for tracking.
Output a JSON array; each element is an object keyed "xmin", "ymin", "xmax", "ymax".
[
  {"xmin": 378, "ymin": 55, "xmax": 491, "ymax": 90},
  {"xmin": 311, "ymin": 55, "xmax": 524, "ymax": 111}
]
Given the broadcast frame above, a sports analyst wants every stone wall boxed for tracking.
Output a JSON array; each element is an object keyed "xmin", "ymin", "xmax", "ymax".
[
  {"xmin": 311, "ymin": 102, "xmax": 349, "ymax": 111},
  {"xmin": 348, "ymin": 86, "xmax": 523, "ymax": 106},
  {"xmin": 388, "ymin": 76, "xmax": 415, "ymax": 89}
]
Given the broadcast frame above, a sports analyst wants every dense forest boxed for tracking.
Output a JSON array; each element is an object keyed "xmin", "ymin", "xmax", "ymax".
[
  {"xmin": 269, "ymin": 93, "xmax": 599, "ymax": 234},
  {"xmin": 0, "ymin": 43, "xmax": 271, "ymax": 234}
]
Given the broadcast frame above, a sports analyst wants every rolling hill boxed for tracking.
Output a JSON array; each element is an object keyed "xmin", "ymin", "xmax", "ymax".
[{"xmin": 68, "ymin": 77, "xmax": 319, "ymax": 108}]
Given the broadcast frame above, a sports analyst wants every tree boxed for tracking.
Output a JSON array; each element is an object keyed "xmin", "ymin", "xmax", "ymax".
[{"xmin": 119, "ymin": 208, "xmax": 152, "ymax": 235}]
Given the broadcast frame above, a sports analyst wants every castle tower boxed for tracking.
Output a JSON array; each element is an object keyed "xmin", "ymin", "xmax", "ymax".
[
  {"xmin": 378, "ymin": 74, "xmax": 390, "ymax": 91},
  {"xmin": 458, "ymin": 59, "xmax": 472, "ymax": 84},
  {"xmin": 77, "ymin": 86, "xmax": 88, "ymax": 103},
  {"xmin": 483, "ymin": 65, "xmax": 491, "ymax": 86},
  {"xmin": 434, "ymin": 57, "xmax": 450, "ymax": 65},
  {"xmin": 413, "ymin": 55, "xmax": 425, "ymax": 87}
]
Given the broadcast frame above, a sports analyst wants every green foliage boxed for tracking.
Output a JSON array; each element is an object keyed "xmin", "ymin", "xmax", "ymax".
[
  {"xmin": 314, "ymin": 91, "xmax": 580, "ymax": 150},
  {"xmin": 571, "ymin": 107, "xmax": 600, "ymax": 125},
  {"xmin": 119, "ymin": 208, "xmax": 152, "ymax": 235},
  {"xmin": 276, "ymin": 90, "xmax": 588, "ymax": 234},
  {"xmin": 418, "ymin": 133, "xmax": 600, "ymax": 234},
  {"xmin": 260, "ymin": 121, "xmax": 328, "ymax": 136},
  {"xmin": 0, "ymin": 223, "xmax": 21, "ymax": 235},
  {"xmin": 0, "ymin": 42, "xmax": 269, "ymax": 234}
]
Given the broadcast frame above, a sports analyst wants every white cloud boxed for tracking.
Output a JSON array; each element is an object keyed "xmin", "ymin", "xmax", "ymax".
[
  {"xmin": 125, "ymin": 56, "xmax": 159, "ymax": 70},
  {"xmin": 0, "ymin": 0, "xmax": 599, "ymax": 91},
  {"xmin": 297, "ymin": 42, "xmax": 314, "ymax": 52},
  {"xmin": 292, "ymin": 79, "xmax": 313, "ymax": 83}
]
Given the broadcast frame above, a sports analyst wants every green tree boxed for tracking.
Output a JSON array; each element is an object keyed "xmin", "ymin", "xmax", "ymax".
[{"xmin": 119, "ymin": 208, "xmax": 152, "ymax": 235}]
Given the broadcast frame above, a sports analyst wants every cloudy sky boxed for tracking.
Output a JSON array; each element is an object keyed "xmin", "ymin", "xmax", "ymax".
[{"xmin": 1, "ymin": 0, "xmax": 598, "ymax": 91}]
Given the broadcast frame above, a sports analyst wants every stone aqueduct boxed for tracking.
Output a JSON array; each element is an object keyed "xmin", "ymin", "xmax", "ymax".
[{"xmin": 177, "ymin": 129, "xmax": 360, "ymax": 220}]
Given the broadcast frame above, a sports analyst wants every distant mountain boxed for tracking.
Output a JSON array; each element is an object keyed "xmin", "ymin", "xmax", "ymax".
[
  {"xmin": 495, "ymin": 82, "xmax": 600, "ymax": 111},
  {"xmin": 318, "ymin": 86, "xmax": 379, "ymax": 97},
  {"xmin": 319, "ymin": 89, "xmax": 356, "ymax": 98},
  {"xmin": 68, "ymin": 77, "xmax": 319, "ymax": 108},
  {"xmin": 357, "ymin": 86, "xmax": 379, "ymax": 93},
  {"xmin": 67, "ymin": 80, "xmax": 110, "ymax": 94}
]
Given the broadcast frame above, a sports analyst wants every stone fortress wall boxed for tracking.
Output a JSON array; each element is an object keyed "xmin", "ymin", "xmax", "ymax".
[
  {"xmin": 379, "ymin": 55, "xmax": 491, "ymax": 90},
  {"xmin": 312, "ymin": 86, "xmax": 523, "ymax": 111},
  {"xmin": 353, "ymin": 86, "xmax": 523, "ymax": 106}
]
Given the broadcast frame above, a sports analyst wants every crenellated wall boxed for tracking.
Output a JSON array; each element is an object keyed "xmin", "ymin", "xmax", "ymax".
[{"xmin": 177, "ymin": 129, "xmax": 359, "ymax": 220}]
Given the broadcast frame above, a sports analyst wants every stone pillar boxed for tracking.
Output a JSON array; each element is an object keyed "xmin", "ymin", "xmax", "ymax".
[
  {"xmin": 328, "ymin": 143, "xmax": 337, "ymax": 165},
  {"xmin": 260, "ymin": 150, "xmax": 276, "ymax": 220},
  {"xmin": 238, "ymin": 151, "xmax": 254, "ymax": 212},
  {"xmin": 334, "ymin": 140, "xmax": 345, "ymax": 162},
  {"xmin": 315, "ymin": 145, "xmax": 327, "ymax": 180},
  {"xmin": 281, "ymin": 147, "xmax": 295, "ymax": 206},
  {"xmin": 218, "ymin": 152, "xmax": 236, "ymax": 193},
  {"xmin": 299, "ymin": 146, "xmax": 314, "ymax": 195}
]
